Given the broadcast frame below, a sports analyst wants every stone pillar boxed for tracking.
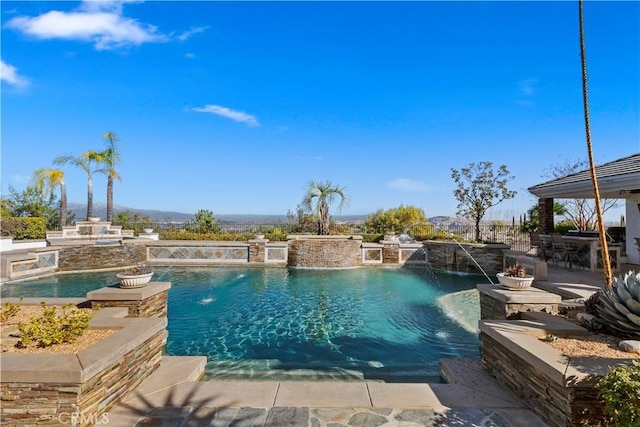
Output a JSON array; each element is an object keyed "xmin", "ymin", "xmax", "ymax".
[
  {"xmin": 539, "ymin": 198, "xmax": 555, "ymax": 234},
  {"xmin": 87, "ymin": 282, "xmax": 171, "ymax": 318},
  {"xmin": 248, "ymin": 238, "xmax": 268, "ymax": 263},
  {"xmin": 478, "ymin": 284, "xmax": 560, "ymax": 320}
]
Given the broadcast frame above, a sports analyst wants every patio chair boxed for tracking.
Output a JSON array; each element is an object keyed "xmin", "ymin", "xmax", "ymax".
[
  {"xmin": 550, "ymin": 233, "xmax": 579, "ymax": 269},
  {"xmin": 529, "ymin": 232, "xmax": 551, "ymax": 261}
]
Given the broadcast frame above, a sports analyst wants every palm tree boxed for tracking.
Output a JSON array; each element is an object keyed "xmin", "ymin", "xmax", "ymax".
[
  {"xmin": 31, "ymin": 168, "xmax": 67, "ymax": 227},
  {"xmin": 102, "ymin": 132, "xmax": 121, "ymax": 222},
  {"xmin": 54, "ymin": 150, "xmax": 104, "ymax": 220},
  {"xmin": 301, "ymin": 180, "xmax": 349, "ymax": 235},
  {"xmin": 578, "ymin": 0, "xmax": 612, "ymax": 288}
]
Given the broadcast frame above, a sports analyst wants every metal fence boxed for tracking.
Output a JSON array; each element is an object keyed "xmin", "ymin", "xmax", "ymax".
[{"xmin": 121, "ymin": 221, "xmax": 531, "ymax": 252}]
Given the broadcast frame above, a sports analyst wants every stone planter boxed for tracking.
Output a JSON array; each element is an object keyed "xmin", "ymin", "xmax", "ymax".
[
  {"xmin": 496, "ymin": 272, "xmax": 534, "ymax": 290},
  {"xmin": 88, "ymin": 216, "xmax": 100, "ymax": 223},
  {"xmin": 116, "ymin": 272, "xmax": 153, "ymax": 288},
  {"xmin": 143, "ymin": 228, "xmax": 154, "ymax": 234},
  {"xmin": 0, "ymin": 307, "xmax": 167, "ymax": 426},
  {"xmin": 480, "ymin": 313, "xmax": 635, "ymax": 427}
]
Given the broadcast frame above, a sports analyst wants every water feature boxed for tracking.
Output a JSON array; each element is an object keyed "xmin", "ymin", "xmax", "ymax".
[
  {"xmin": 1, "ymin": 266, "xmax": 482, "ymax": 382},
  {"xmin": 449, "ymin": 234, "xmax": 495, "ymax": 285}
]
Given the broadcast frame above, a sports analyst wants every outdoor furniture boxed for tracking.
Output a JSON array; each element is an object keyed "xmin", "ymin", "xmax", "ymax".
[
  {"xmin": 539, "ymin": 234, "xmax": 554, "ymax": 261},
  {"xmin": 550, "ymin": 233, "xmax": 579, "ymax": 269},
  {"xmin": 530, "ymin": 232, "xmax": 552, "ymax": 261}
]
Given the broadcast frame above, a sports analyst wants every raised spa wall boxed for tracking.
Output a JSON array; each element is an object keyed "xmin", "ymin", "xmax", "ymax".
[{"xmin": 1, "ymin": 235, "xmax": 509, "ymax": 282}]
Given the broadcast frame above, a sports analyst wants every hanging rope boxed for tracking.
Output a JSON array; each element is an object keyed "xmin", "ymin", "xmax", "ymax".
[{"xmin": 578, "ymin": 0, "xmax": 613, "ymax": 288}]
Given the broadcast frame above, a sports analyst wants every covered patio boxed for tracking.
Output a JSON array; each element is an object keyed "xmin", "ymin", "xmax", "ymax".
[{"xmin": 528, "ymin": 153, "xmax": 640, "ymax": 273}]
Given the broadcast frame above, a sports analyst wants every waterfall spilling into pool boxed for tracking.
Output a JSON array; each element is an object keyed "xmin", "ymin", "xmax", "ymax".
[{"xmin": 0, "ymin": 266, "xmax": 482, "ymax": 382}]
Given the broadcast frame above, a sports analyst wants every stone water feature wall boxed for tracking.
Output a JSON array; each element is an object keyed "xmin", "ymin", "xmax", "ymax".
[
  {"xmin": 10, "ymin": 237, "xmax": 511, "ymax": 279},
  {"xmin": 287, "ymin": 235, "xmax": 363, "ymax": 268},
  {"xmin": 424, "ymin": 241, "xmax": 507, "ymax": 276},
  {"xmin": 57, "ymin": 243, "xmax": 146, "ymax": 271}
]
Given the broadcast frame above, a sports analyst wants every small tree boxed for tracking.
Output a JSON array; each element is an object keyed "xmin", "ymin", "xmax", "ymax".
[
  {"xmin": 451, "ymin": 162, "xmax": 516, "ymax": 242},
  {"xmin": 286, "ymin": 203, "xmax": 316, "ymax": 233},
  {"xmin": 301, "ymin": 180, "xmax": 349, "ymax": 235},
  {"xmin": 194, "ymin": 209, "xmax": 221, "ymax": 233},
  {"xmin": 112, "ymin": 210, "xmax": 153, "ymax": 233},
  {"xmin": 520, "ymin": 203, "xmax": 566, "ymax": 233},
  {"xmin": 364, "ymin": 204, "xmax": 429, "ymax": 234}
]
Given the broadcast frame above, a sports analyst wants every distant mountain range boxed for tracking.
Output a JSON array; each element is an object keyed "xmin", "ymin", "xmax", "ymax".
[{"xmin": 68, "ymin": 203, "xmax": 465, "ymax": 225}]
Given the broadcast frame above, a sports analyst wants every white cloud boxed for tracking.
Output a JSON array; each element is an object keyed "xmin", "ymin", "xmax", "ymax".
[
  {"xmin": 177, "ymin": 26, "xmax": 208, "ymax": 42},
  {"xmin": 1, "ymin": 60, "xmax": 30, "ymax": 87},
  {"xmin": 185, "ymin": 52, "xmax": 195, "ymax": 59},
  {"xmin": 388, "ymin": 178, "xmax": 429, "ymax": 192},
  {"xmin": 517, "ymin": 78, "xmax": 537, "ymax": 96},
  {"xmin": 5, "ymin": 0, "xmax": 167, "ymax": 50},
  {"xmin": 192, "ymin": 104, "xmax": 260, "ymax": 127}
]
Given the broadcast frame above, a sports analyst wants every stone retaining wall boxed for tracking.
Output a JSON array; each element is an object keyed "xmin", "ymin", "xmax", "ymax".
[
  {"xmin": 479, "ymin": 316, "xmax": 632, "ymax": 427},
  {"xmin": 0, "ymin": 311, "xmax": 167, "ymax": 426}
]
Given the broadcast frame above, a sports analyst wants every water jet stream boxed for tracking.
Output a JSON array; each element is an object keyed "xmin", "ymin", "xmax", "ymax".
[{"xmin": 449, "ymin": 233, "xmax": 495, "ymax": 285}]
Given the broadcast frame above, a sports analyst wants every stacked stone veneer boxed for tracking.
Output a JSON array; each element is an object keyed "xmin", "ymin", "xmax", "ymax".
[
  {"xmin": 0, "ymin": 309, "xmax": 167, "ymax": 426},
  {"xmin": 478, "ymin": 284, "xmax": 632, "ymax": 427},
  {"xmin": 1, "ymin": 284, "xmax": 171, "ymax": 426},
  {"xmin": 87, "ymin": 282, "xmax": 170, "ymax": 318},
  {"xmin": 57, "ymin": 243, "xmax": 146, "ymax": 271},
  {"xmin": 479, "ymin": 318, "xmax": 631, "ymax": 427},
  {"xmin": 287, "ymin": 236, "xmax": 363, "ymax": 268}
]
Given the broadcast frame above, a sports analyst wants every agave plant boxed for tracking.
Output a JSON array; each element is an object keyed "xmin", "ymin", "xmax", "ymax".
[{"xmin": 595, "ymin": 271, "xmax": 640, "ymax": 336}]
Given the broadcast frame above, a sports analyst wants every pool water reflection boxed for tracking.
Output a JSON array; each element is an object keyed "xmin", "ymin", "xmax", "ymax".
[{"xmin": 1, "ymin": 267, "xmax": 481, "ymax": 382}]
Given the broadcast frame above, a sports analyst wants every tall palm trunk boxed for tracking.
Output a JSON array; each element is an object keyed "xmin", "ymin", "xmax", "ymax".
[
  {"xmin": 318, "ymin": 201, "xmax": 329, "ymax": 235},
  {"xmin": 60, "ymin": 180, "xmax": 67, "ymax": 227},
  {"xmin": 579, "ymin": 0, "xmax": 612, "ymax": 288},
  {"xmin": 106, "ymin": 175, "xmax": 113, "ymax": 222},
  {"xmin": 87, "ymin": 176, "xmax": 94, "ymax": 219}
]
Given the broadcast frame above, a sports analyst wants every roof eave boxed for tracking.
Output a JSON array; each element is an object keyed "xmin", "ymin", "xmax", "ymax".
[{"xmin": 528, "ymin": 174, "xmax": 640, "ymax": 199}]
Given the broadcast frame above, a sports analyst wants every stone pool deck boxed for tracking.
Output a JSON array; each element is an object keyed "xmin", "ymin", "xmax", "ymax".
[{"xmin": 103, "ymin": 356, "xmax": 548, "ymax": 426}]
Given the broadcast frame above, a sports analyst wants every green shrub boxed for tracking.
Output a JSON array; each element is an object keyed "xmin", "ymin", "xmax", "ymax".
[
  {"xmin": 0, "ymin": 217, "xmax": 47, "ymax": 240},
  {"xmin": 18, "ymin": 302, "xmax": 93, "ymax": 348},
  {"xmin": 0, "ymin": 297, "xmax": 23, "ymax": 321},
  {"xmin": 598, "ymin": 360, "xmax": 640, "ymax": 426}
]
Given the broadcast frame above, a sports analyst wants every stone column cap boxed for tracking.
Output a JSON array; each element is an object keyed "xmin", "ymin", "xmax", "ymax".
[
  {"xmin": 477, "ymin": 283, "xmax": 561, "ymax": 304},
  {"xmin": 87, "ymin": 282, "xmax": 171, "ymax": 301}
]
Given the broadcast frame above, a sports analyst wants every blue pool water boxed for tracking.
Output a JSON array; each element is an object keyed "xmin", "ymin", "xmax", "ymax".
[{"xmin": 1, "ymin": 267, "xmax": 481, "ymax": 381}]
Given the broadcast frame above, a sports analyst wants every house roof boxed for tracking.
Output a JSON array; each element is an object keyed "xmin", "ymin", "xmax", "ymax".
[{"xmin": 528, "ymin": 153, "xmax": 640, "ymax": 199}]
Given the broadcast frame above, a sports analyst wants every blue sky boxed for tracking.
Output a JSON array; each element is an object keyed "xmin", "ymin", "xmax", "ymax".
[{"xmin": 2, "ymin": 1, "xmax": 638, "ymax": 221}]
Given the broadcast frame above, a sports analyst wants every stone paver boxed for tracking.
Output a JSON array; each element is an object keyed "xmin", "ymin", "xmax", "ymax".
[
  {"xmin": 125, "ymin": 406, "xmax": 535, "ymax": 426},
  {"xmin": 103, "ymin": 356, "xmax": 549, "ymax": 426},
  {"xmin": 275, "ymin": 382, "xmax": 371, "ymax": 407}
]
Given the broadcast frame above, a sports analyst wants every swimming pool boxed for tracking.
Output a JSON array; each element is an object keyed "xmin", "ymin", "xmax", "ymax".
[{"xmin": 1, "ymin": 267, "xmax": 481, "ymax": 382}]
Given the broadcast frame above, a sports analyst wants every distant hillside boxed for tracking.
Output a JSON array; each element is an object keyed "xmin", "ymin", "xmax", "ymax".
[
  {"xmin": 68, "ymin": 203, "xmax": 460, "ymax": 225},
  {"xmin": 69, "ymin": 203, "xmax": 194, "ymax": 222},
  {"xmin": 68, "ymin": 203, "xmax": 370, "ymax": 224}
]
